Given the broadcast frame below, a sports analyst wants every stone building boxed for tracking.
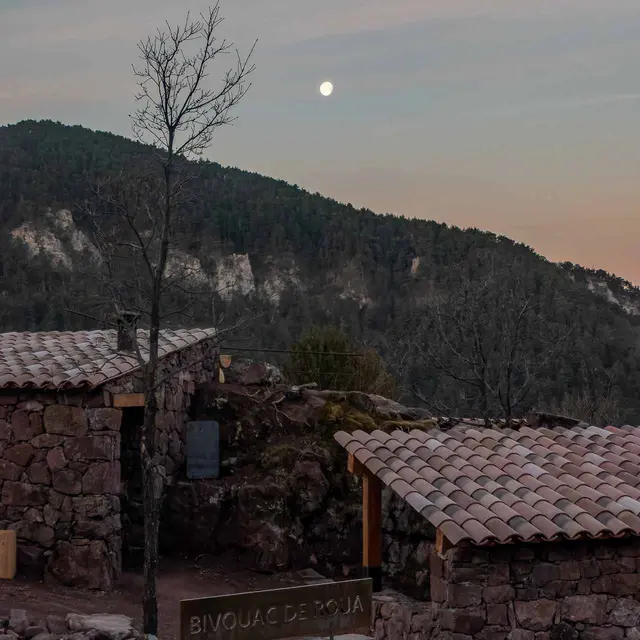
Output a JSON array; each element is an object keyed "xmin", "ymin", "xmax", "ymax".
[
  {"xmin": 336, "ymin": 424, "xmax": 640, "ymax": 638},
  {"xmin": 0, "ymin": 321, "xmax": 218, "ymax": 590}
]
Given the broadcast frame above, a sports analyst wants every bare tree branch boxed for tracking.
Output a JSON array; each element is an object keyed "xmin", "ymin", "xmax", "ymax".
[
  {"xmin": 403, "ymin": 259, "xmax": 573, "ymax": 425},
  {"xmin": 70, "ymin": 6, "xmax": 256, "ymax": 634}
]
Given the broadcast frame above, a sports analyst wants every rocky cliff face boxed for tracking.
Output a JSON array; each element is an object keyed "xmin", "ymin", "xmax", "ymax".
[
  {"xmin": 8, "ymin": 208, "xmax": 378, "ymax": 308},
  {"xmin": 561, "ymin": 262, "xmax": 640, "ymax": 316}
]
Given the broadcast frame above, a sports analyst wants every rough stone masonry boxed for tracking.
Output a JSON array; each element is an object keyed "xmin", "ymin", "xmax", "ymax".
[
  {"xmin": 0, "ymin": 337, "xmax": 218, "ymax": 590},
  {"xmin": 372, "ymin": 538, "xmax": 640, "ymax": 640},
  {"xmin": 0, "ymin": 397, "xmax": 122, "ymax": 589},
  {"xmin": 430, "ymin": 539, "xmax": 640, "ymax": 639}
]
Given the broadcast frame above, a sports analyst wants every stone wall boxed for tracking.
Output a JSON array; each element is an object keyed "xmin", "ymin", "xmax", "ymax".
[
  {"xmin": 383, "ymin": 491, "xmax": 434, "ymax": 599},
  {"xmin": 106, "ymin": 338, "xmax": 218, "ymax": 568},
  {"xmin": 0, "ymin": 392, "xmax": 121, "ymax": 589},
  {"xmin": 0, "ymin": 337, "xmax": 219, "ymax": 589},
  {"xmin": 372, "ymin": 590, "xmax": 436, "ymax": 640},
  {"xmin": 105, "ymin": 337, "xmax": 219, "ymax": 487},
  {"xmin": 430, "ymin": 538, "xmax": 640, "ymax": 639}
]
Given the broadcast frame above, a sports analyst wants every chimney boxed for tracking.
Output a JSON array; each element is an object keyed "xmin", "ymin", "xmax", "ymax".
[{"xmin": 116, "ymin": 311, "xmax": 141, "ymax": 352}]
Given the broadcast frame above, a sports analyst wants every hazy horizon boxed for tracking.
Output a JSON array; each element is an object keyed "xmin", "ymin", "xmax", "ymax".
[{"xmin": 2, "ymin": 0, "xmax": 639, "ymax": 282}]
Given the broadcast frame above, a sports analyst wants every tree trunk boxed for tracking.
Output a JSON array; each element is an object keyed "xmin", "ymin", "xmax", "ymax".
[
  {"xmin": 142, "ymin": 373, "xmax": 159, "ymax": 635},
  {"xmin": 141, "ymin": 305, "xmax": 163, "ymax": 635}
]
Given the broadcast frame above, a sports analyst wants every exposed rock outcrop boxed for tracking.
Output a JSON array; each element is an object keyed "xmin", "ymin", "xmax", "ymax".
[
  {"xmin": 1, "ymin": 610, "xmax": 140, "ymax": 640},
  {"xmin": 163, "ymin": 380, "xmax": 438, "ymax": 588}
]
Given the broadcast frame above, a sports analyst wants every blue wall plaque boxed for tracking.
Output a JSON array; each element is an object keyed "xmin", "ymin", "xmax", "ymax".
[{"xmin": 186, "ymin": 421, "xmax": 220, "ymax": 479}]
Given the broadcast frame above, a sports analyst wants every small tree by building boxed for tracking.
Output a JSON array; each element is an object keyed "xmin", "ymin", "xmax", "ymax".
[{"xmin": 285, "ymin": 325, "xmax": 398, "ymax": 398}]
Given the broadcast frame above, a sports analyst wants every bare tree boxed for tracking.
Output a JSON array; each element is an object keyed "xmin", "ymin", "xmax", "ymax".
[
  {"xmin": 540, "ymin": 357, "xmax": 622, "ymax": 426},
  {"xmin": 404, "ymin": 260, "xmax": 572, "ymax": 425},
  {"xmin": 79, "ymin": 5, "xmax": 255, "ymax": 634}
]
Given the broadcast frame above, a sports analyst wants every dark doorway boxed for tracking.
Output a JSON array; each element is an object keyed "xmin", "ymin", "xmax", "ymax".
[{"xmin": 120, "ymin": 406, "xmax": 144, "ymax": 570}]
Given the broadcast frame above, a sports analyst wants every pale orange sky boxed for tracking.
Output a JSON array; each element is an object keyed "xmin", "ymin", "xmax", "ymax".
[{"xmin": 1, "ymin": 0, "xmax": 639, "ymax": 281}]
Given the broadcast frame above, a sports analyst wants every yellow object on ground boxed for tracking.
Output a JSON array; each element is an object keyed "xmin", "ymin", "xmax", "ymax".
[{"xmin": 0, "ymin": 530, "xmax": 16, "ymax": 580}]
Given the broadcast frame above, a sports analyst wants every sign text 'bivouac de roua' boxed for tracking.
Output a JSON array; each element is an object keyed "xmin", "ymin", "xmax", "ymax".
[{"xmin": 180, "ymin": 578, "xmax": 372, "ymax": 640}]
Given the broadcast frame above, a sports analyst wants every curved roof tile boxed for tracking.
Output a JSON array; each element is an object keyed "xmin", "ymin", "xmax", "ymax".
[
  {"xmin": 334, "ymin": 424, "xmax": 640, "ymax": 546},
  {"xmin": 0, "ymin": 328, "xmax": 216, "ymax": 391}
]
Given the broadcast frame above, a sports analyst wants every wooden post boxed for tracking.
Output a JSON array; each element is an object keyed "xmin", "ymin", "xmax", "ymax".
[
  {"xmin": 362, "ymin": 470, "xmax": 382, "ymax": 592},
  {"xmin": 435, "ymin": 529, "xmax": 454, "ymax": 555},
  {"xmin": 348, "ymin": 453, "xmax": 365, "ymax": 476}
]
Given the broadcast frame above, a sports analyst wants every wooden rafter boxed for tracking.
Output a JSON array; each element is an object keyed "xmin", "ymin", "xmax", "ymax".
[{"xmin": 113, "ymin": 393, "xmax": 145, "ymax": 408}]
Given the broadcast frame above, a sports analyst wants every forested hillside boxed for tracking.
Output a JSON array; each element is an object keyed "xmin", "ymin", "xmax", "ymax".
[{"xmin": 1, "ymin": 120, "xmax": 639, "ymax": 423}]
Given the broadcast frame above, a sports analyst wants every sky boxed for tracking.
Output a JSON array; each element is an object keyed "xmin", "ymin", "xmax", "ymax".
[{"xmin": 2, "ymin": 0, "xmax": 640, "ymax": 282}]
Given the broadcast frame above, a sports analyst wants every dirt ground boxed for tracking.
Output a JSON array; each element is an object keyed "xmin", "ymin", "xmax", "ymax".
[{"xmin": 0, "ymin": 555, "xmax": 318, "ymax": 640}]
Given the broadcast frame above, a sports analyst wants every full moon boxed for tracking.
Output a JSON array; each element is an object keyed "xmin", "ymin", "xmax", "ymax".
[{"xmin": 319, "ymin": 81, "xmax": 334, "ymax": 97}]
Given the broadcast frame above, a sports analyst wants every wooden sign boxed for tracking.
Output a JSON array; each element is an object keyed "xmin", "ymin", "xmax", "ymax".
[
  {"xmin": 186, "ymin": 421, "xmax": 220, "ymax": 479},
  {"xmin": 180, "ymin": 578, "xmax": 372, "ymax": 640}
]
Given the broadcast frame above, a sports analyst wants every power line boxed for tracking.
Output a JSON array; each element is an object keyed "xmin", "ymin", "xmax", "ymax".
[{"xmin": 219, "ymin": 346, "xmax": 365, "ymax": 357}]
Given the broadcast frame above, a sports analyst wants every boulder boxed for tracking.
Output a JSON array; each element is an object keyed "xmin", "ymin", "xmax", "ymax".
[
  {"xmin": 31, "ymin": 434, "xmax": 64, "ymax": 449},
  {"xmin": 549, "ymin": 624, "xmax": 579, "ymax": 640},
  {"xmin": 483, "ymin": 585, "xmax": 515, "ymax": 604},
  {"xmin": 515, "ymin": 600, "xmax": 557, "ymax": 631},
  {"xmin": 2, "ymin": 481, "xmax": 48, "ymax": 506},
  {"xmin": 46, "ymin": 615, "xmax": 68, "ymax": 634},
  {"xmin": 561, "ymin": 595, "xmax": 608, "ymax": 625},
  {"xmin": 4, "ymin": 443, "xmax": 35, "ymax": 467},
  {"xmin": 0, "ymin": 418, "xmax": 11, "ymax": 439},
  {"xmin": 12, "ymin": 521, "xmax": 55, "ymax": 548},
  {"xmin": 82, "ymin": 462, "xmax": 119, "ymax": 494},
  {"xmin": 0, "ymin": 460, "xmax": 23, "ymax": 481},
  {"xmin": 580, "ymin": 628, "xmax": 624, "ymax": 640},
  {"xmin": 11, "ymin": 410, "xmax": 43, "ymax": 441},
  {"xmin": 9, "ymin": 610, "xmax": 29, "ymax": 636},
  {"xmin": 27, "ymin": 462, "xmax": 51, "ymax": 485},
  {"xmin": 66, "ymin": 613, "xmax": 134, "ymax": 640},
  {"xmin": 608, "ymin": 598, "xmax": 640, "ymax": 627},
  {"xmin": 225, "ymin": 359, "xmax": 282, "ymax": 386},
  {"xmin": 43, "ymin": 406, "xmax": 87, "ymax": 436},
  {"xmin": 440, "ymin": 607, "xmax": 486, "ymax": 635},
  {"xmin": 51, "ymin": 469, "xmax": 82, "ymax": 495},
  {"xmin": 509, "ymin": 632, "xmax": 535, "ymax": 640},
  {"xmin": 64, "ymin": 436, "xmax": 117, "ymax": 462},
  {"xmin": 47, "ymin": 540, "xmax": 114, "ymax": 590},
  {"xmin": 292, "ymin": 461, "xmax": 329, "ymax": 514},
  {"xmin": 72, "ymin": 495, "xmax": 114, "ymax": 518},
  {"xmin": 86, "ymin": 409, "xmax": 122, "ymax": 432}
]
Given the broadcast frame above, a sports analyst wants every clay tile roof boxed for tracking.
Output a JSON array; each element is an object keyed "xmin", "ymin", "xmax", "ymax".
[
  {"xmin": 0, "ymin": 328, "xmax": 216, "ymax": 391},
  {"xmin": 335, "ymin": 423, "xmax": 640, "ymax": 546}
]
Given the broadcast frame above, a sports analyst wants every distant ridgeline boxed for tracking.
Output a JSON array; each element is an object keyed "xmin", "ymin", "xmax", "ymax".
[{"xmin": 1, "ymin": 119, "xmax": 640, "ymax": 423}]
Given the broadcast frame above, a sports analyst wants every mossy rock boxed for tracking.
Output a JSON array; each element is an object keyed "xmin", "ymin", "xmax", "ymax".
[
  {"xmin": 260, "ymin": 439, "xmax": 333, "ymax": 470},
  {"xmin": 261, "ymin": 443, "xmax": 301, "ymax": 469},
  {"xmin": 378, "ymin": 419, "xmax": 437, "ymax": 433},
  {"xmin": 319, "ymin": 401, "xmax": 380, "ymax": 433},
  {"xmin": 322, "ymin": 402, "xmax": 345, "ymax": 423},
  {"xmin": 342, "ymin": 410, "xmax": 378, "ymax": 432}
]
